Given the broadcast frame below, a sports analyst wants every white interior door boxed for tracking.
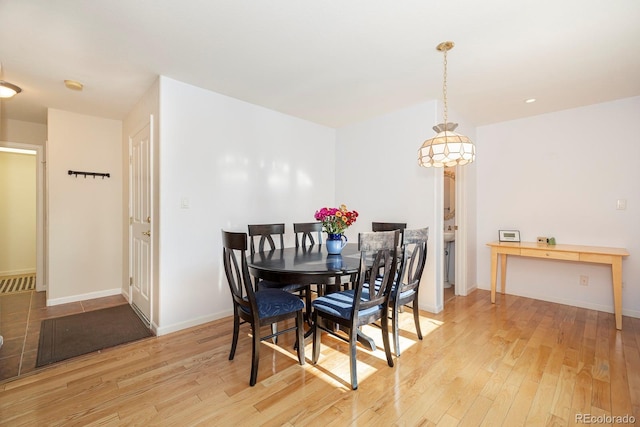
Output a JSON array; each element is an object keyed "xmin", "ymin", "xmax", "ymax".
[{"xmin": 129, "ymin": 120, "xmax": 152, "ymax": 324}]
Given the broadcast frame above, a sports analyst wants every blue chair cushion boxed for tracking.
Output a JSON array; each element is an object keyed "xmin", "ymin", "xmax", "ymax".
[
  {"xmin": 241, "ymin": 289, "xmax": 304, "ymax": 318},
  {"xmin": 312, "ymin": 289, "xmax": 381, "ymax": 320},
  {"xmin": 393, "ymin": 287, "xmax": 415, "ymax": 300},
  {"xmin": 374, "ymin": 277, "xmax": 415, "ymax": 299}
]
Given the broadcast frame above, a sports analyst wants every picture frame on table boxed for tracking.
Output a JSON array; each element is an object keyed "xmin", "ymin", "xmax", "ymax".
[{"xmin": 498, "ymin": 230, "xmax": 521, "ymax": 242}]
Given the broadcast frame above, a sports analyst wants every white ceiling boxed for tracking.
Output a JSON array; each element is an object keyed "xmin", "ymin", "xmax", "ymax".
[{"xmin": 1, "ymin": 0, "xmax": 639, "ymax": 128}]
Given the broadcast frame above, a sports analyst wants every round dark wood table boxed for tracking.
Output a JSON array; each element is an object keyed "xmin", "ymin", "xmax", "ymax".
[{"xmin": 247, "ymin": 243, "xmax": 361, "ymax": 289}]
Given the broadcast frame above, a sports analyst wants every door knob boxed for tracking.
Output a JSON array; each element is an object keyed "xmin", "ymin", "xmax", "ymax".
[{"xmin": 142, "ymin": 230, "xmax": 151, "ymax": 236}]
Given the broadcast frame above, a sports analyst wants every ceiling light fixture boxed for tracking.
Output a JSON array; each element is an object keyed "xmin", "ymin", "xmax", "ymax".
[
  {"xmin": 0, "ymin": 81, "xmax": 22, "ymax": 98},
  {"xmin": 418, "ymin": 41, "xmax": 475, "ymax": 168},
  {"xmin": 64, "ymin": 80, "xmax": 83, "ymax": 91},
  {"xmin": 525, "ymin": 98, "xmax": 536, "ymax": 104}
]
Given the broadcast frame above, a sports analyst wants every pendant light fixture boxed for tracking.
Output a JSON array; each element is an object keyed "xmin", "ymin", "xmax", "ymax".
[{"xmin": 418, "ymin": 41, "xmax": 475, "ymax": 168}]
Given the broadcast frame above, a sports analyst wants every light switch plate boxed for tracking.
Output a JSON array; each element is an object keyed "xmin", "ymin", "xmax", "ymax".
[{"xmin": 616, "ymin": 199, "xmax": 627, "ymax": 210}]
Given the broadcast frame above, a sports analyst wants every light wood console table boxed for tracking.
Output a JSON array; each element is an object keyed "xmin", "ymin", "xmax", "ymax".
[{"xmin": 487, "ymin": 241, "xmax": 629, "ymax": 330}]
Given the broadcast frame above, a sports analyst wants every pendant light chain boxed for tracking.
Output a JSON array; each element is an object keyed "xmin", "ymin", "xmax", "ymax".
[{"xmin": 442, "ymin": 47, "xmax": 448, "ymax": 127}]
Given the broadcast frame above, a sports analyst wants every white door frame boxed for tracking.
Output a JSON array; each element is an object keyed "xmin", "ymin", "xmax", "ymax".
[
  {"xmin": 454, "ymin": 164, "xmax": 468, "ymax": 296},
  {"xmin": 0, "ymin": 141, "xmax": 46, "ymax": 291}
]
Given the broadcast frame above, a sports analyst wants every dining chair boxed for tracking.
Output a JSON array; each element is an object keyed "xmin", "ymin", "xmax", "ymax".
[
  {"xmin": 293, "ymin": 221, "xmax": 354, "ymax": 292},
  {"xmin": 293, "ymin": 222, "xmax": 323, "ymax": 319},
  {"xmin": 311, "ymin": 229, "xmax": 400, "ymax": 390},
  {"xmin": 248, "ymin": 223, "xmax": 286, "ymax": 254},
  {"xmin": 221, "ymin": 230, "xmax": 305, "ymax": 386},
  {"xmin": 371, "ymin": 222, "xmax": 407, "ymax": 232},
  {"xmin": 248, "ymin": 223, "xmax": 309, "ymax": 328},
  {"xmin": 372, "ymin": 222, "xmax": 406, "ymax": 276},
  {"xmin": 388, "ymin": 227, "xmax": 429, "ymax": 357},
  {"xmin": 293, "ymin": 222, "xmax": 323, "ymax": 247}
]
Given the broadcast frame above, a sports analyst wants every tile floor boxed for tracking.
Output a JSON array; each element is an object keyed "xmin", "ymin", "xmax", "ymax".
[{"xmin": 0, "ymin": 291, "xmax": 127, "ymax": 382}]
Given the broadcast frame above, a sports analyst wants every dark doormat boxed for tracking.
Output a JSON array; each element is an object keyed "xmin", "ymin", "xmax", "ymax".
[{"xmin": 36, "ymin": 304, "xmax": 154, "ymax": 367}]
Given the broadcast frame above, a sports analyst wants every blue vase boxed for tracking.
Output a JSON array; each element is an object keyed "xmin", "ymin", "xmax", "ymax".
[{"xmin": 326, "ymin": 233, "xmax": 347, "ymax": 255}]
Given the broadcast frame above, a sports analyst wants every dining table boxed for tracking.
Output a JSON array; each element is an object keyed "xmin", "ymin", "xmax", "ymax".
[{"xmin": 247, "ymin": 243, "xmax": 379, "ymax": 350}]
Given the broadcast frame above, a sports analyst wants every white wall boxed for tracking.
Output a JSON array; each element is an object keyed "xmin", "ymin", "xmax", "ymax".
[
  {"xmin": 476, "ymin": 96, "xmax": 640, "ymax": 318},
  {"xmin": 0, "ymin": 151, "xmax": 36, "ymax": 275},
  {"xmin": 156, "ymin": 77, "xmax": 336, "ymax": 334},
  {"xmin": 47, "ymin": 109, "xmax": 123, "ymax": 304},
  {"xmin": 335, "ymin": 100, "xmax": 449, "ymax": 312},
  {"xmin": 0, "ymin": 118, "xmax": 47, "ymax": 146}
]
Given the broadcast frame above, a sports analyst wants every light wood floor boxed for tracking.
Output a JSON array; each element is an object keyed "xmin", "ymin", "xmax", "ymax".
[{"xmin": 1, "ymin": 289, "xmax": 638, "ymax": 426}]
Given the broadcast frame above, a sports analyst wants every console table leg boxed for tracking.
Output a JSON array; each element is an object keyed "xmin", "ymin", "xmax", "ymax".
[
  {"xmin": 500, "ymin": 254, "xmax": 507, "ymax": 295},
  {"xmin": 490, "ymin": 248, "xmax": 498, "ymax": 303},
  {"xmin": 612, "ymin": 257, "xmax": 623, "ymax": 330}
]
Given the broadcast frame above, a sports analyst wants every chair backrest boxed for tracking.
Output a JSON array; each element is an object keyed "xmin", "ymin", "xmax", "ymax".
[
  {"xmin": 293, "ymin": 222, "xmax": 323, "ymax": 247},
  {"xmin": 395, "ymin": 227, "xmax": 429, "ymax": 296},
  {"xmin": 247, "ymin": 223, "xmax": 285, "ymax": 254},
  {"xmin": 371, "ymin": 222, "xmax": 407, "ymax": 232},
  {"xmin": 221, "ymin": 230, "xmax": 257, "ymax": 315},
  {"xmin": 353, "ymin": 230, "xmax": 400, "ymax": 314},
  {"xmin": 372, "ymin": 222, "xmax": 407, "ymax": 262}
]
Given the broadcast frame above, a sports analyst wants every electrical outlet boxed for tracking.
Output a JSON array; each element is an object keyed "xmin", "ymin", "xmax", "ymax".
[
  {"xmin": 580, "ymin": 275, "xmax": 589, "ymax": 286},
  {"xmin": 537, "ymin": 236, "xmax": 548, "ymax": 244}
]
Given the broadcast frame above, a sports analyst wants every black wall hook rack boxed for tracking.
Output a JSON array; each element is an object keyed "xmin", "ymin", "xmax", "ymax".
[{"xmin": 68, "ymin": 170, "xmax": 111, "ymax": 179}]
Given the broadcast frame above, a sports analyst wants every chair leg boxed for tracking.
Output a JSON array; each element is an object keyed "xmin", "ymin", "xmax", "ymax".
[
  {"xmin": 229, "ymin": 313, "xmax": 239, "ymax": 360},
  {"xmin": 381, "ymin": 311, "xmax": 394, "ymax": 367},
  {"xmin": 296, "ymin": 310, "xmax": 305, "ymax": 365},
  {"xmin": 250, "ymin": 323, "xmax": 260, "ymax": 386},
  {"xmin": 304, "ymin": 288, "xmax": 312, "ymax": 326},
  {"xmin": 349, "ymin": 326, "xmax": 359, "ymax": 390},
  {"xmin": 392, "ymin": 303, "xmax": 401, "ymax": 357},
  {"xmin": 271, "ymin": 323, "xmax": 278, "ymax": 344},
  {"xmin": 312, "ymin": 311, "xmax": 321, "ymax": 364},
  {"xmin": 412, "ymin": 300, "xmax": 423, "ymax": 340}
]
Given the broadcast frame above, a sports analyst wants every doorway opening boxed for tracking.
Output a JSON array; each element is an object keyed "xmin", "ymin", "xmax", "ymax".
[{"xmin": 0, "ymin": 142, "xmax": 45, "ymax": 292}]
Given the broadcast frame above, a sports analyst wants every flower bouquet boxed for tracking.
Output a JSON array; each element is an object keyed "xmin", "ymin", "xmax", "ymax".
[{"xmin": 314, "ymin": 204, "xmax": 358, "ymax": 254}]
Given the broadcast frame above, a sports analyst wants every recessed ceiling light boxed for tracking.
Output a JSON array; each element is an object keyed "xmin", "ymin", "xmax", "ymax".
[
  {"xmin": 525, "ymin": 98, "xmax": 536, "ymax": 104},
  {"xmin": 64, "ymin": 80, "xmax": 83, "ymax": 91}
]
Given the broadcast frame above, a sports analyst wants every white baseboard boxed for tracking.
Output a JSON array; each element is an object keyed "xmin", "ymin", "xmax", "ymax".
[
  {"xmin": 0, "ymin": 268, "xmax": 36, "ymax": 277},
  {"xmin": 46, "ymin": 288, "xmax": 123, "ymax": 306},
  {"xmin": 476, "ymin": 284, "xmax": 640, "ymax": 319},
  {"xmin": 421, "ymin": 301, "xmax": 443, "ymax": 314},
  {"xmin": 154, "ymin": 309, "xmax": 234, "ymax": 336}
]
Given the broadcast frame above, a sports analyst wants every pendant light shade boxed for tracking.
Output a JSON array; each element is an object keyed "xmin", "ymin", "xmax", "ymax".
[
  {"xmin": 418, "ymin": 41, "xmax": 475, "ymax": 168},
  {"xmin": 418, "ymin": 122, "xmax": 475, "ymax": 168}
]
